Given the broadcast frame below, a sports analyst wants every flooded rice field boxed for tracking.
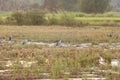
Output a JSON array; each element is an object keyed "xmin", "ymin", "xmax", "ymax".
[
  {"xmin": 7, "ymin": 40, "xmax": 120, "ymax": 49},
  {"xmin": 0, "ymin": 40, "xmax": 120, "ymax": 80}
]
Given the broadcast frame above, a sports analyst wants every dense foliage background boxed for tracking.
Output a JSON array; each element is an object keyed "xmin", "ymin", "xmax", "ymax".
[{"xmin": 0, "ymin": 0, "xmax": 120, "ymax": 12}]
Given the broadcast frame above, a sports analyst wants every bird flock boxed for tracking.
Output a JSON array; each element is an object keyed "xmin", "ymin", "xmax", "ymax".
[
  {"xmin": 0, "ymin": 34, "xmax": 63, "ymax": 46},
  {"xmin": 0, "ymin": 33, "xmax": 120, "ymax": 46}
]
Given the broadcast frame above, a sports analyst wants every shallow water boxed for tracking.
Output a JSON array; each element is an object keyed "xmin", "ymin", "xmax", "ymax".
[
  {"xmin": 36, "ymin": 78, "xmax": 106, "ymax": 80},
  {"xmin": 12, "ymin": 41, "xmax": 120, "ymax": 49},
  {"xmin": 30, "ymin": 42, "xmax": 120, "ymax": 49},
  {"xmin": 1, "ymin": 40, "xmax": 120, "ymax": 49}
]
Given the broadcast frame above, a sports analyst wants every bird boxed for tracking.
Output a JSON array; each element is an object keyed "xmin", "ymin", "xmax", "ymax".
[
  {"xmin": 0, "ymin": 37, "xmax": 5, "ymax": 43},
  {"xmin": 108, "ymin": 32, "xmax": 113, "ymax": 37},
  {"xmin": 22, "ymin": 39, "xmax": 29, "ymax": 45},
  {"xmin": 56, "ymin": 40, "xmax": 62, "ymax": 46},
  {"xmin": 9, "ymin": 34, "xmax": 13, "ymax": 41},
  {"xmin": 117, "ymin": 34, "xmax": 120, "ymax": 39},
  {"xmin": 111, "ymin": 58, "xmax": 119, "ymax": 67},
  {"xmin": 99, "ymin": 57, "xmax": 105, "ymax": 65}
]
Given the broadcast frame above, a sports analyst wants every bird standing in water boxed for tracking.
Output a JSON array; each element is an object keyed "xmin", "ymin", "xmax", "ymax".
[
  {"xmin": 22, "ymin": 39, "xmax": 29, "ymax": 45},
  {"xmin": 56, "ymin": 40, "xmax": 62, "ymax": 46}
]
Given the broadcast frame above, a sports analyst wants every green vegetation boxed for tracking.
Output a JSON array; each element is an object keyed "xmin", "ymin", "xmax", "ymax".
[
  {"xmin": 0, "ymin": 11, "xmax": 120, "ymax": 26},
  {"xmin": 60, "ymin": 0, "xmax": 80, "ymax": 11},
  {"xmin": 80, "ymin": 0, "xmax": 110, "ymax": 13},
  {"xmin": 11, "ymin": 10, "xmax": 46, "ymax": 25},
  {"xmin": 0, "ymin": 0, "xmax": 120, "ymax": 12}
]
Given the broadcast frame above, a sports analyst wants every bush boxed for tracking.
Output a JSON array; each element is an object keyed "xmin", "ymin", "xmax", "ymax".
[
  {"xmin": 5, "ymin": 16, "xmax": 16, "ymax": 25},
  {"xmin": 60, "ymin": 12, "xmax": 75, "ymax": 25},
  {"xmin": 47, "ymin": 14, "xmax": 61, "ymax": 25},
  {"xmin": 60, "ymin": 12, "xmax": 86, "ymax": 26},
  {"xmin": 11, "ymin": 10, "xmax": 46, "ymax": 25},
  {"xmin": 12, "ymin": 11, "xmax": 25, "ymax": 25},
  {"xmin": 46, "ymin": 12, "xmax": 85, "ymax": 27},
  {"xmin": 0, "ymin": 18, "xmax": 4, "ymax": 24},
  {"xmin": 26, "ymin": 10, "xmax": 46, "ymax": 25}
]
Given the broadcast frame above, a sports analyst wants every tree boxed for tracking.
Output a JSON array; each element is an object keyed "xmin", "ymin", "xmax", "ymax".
[
  {"xmin": 60, "ymin": 0, "xmax": 80, "ymax": 11},
  {"xmin": 80, "ymin": 0, "xmax": 110, "ymax": 13},
  {"xmin": 0, "ymin": 0, "xmax": 12, "ymax": 11},
  {"xmin": 43, "ymin": 0, "xmax": 60, "ymax": 12},
  {"xmin": 0, "ymin": 0, "xmax": 43, "ymax": 11},
  {"xmin": 111, "ymin": 0, "xmax": 120, "ymax": 12}
]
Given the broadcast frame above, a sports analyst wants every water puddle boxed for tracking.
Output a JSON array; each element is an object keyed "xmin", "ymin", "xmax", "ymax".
[
  {"xmin": 1, "ymin": 40, "xmax": 120, "ymax": 49},
  {"xmin": 36, "ymin": 78, "xmax": 106, "ymax": 80},
  {"xmin": 15, "ymin": 41, "xmax": 120, "ymax": 49},
  {"xmin": 5, "ymin": 60, "xmax": 37, "ymax": 68},
  {"xmin": 0, "ymin": 58, "xmax": 118, "ymax": 80}
]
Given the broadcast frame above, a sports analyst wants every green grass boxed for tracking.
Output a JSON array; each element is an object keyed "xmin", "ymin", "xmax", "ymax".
[
  {"xmin": 0, "ymin": 12, "xmax": 12, "ymax": 19},
  {"xmin": 0, "ymin": 11, "xmax": 120, "ymax": 26},
  {"xmin": 46, "ymin": 12, "xmax": 120, "ymax": 26},
  {"xmin": 75, "ymin": 17, "xmax": 120, "ymax": 21}
]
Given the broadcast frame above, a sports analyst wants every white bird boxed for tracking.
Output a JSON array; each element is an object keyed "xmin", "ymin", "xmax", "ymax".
[
  {"xmin": 6, "ymin": 60, "xmax": 13, "ymax": 67},
  {"xmin": 99, "ymin": 57, "xmax": 105, "ymax": 65},
  {"xmin": 111, "ymin": 59, "xmax": 119, "ymax": 67},
  {"xmin": 20, "ymin": 61, "xmax": 37, "ymax": 68}
]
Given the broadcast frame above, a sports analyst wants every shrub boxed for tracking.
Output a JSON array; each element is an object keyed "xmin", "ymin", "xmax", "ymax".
[
  {"xmin": 26, "ymin": 10, "xmax": 46, "ymax": 25},
  {"xmin": 11, "ymin": 10, "xmax": 46, "ymax": 25},
  {"xmin": 12, "ymin": 11, "xmax": 25, "ymax": 25},
  {"xmin": 60, "ymin": 12, "xmax": 75, "ymax": 25},
  {"xmin": 5, "ymin": 16, "xmax": 16, "ymax": 25},
  {"xmin": 46, "ymin": 12, "xmax": 85, "ymax": 27},
  {"xmin": 47, "ymin": 14, "xmax": 61, "ymax": 25},
  {"xmin": 59, "ymin": 12, "xmax": 84, "ymax": 26},
  {"xmin": 0, "ymin": 18, "xmax": 4, "ymax": 24}
]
